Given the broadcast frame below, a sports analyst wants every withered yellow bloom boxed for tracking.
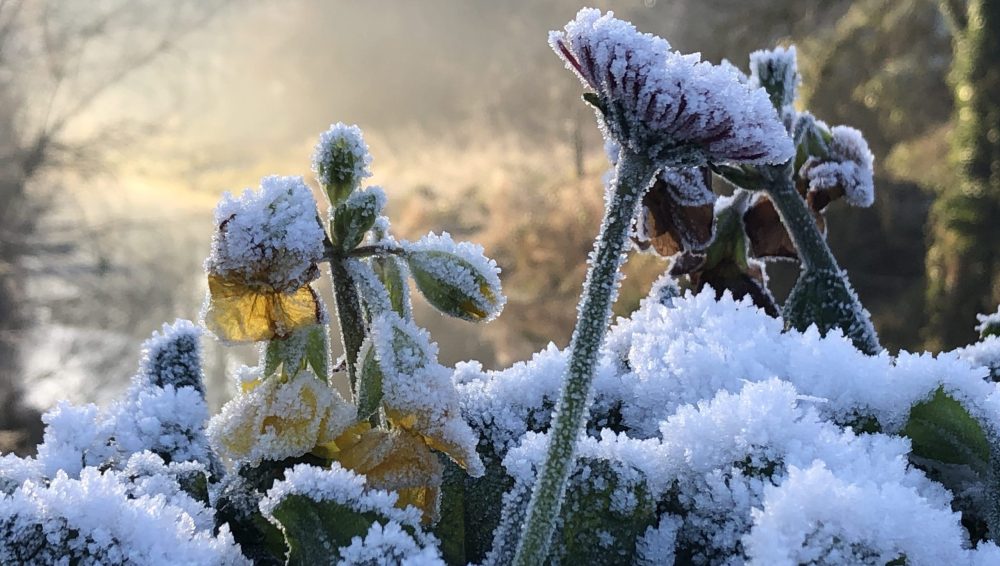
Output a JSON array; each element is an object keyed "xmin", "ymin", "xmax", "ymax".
[
  {"xmin": 331, "ymin": 423, "xmax": 444, "ymax": 524},
  {"xmin": 203, "ymin": 274, "xmax": 320, "ymax": 343},
  {"xmin": 203, "ymin": 175, "xmax": 326, "ymax": 344},
  {"xmin": 207, "ymin": 370, "xmax": 355, "ymax": 465}
]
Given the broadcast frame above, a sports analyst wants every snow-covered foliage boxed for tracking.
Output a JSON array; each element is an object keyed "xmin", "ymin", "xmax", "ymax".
[
  {"xmin": 976, "ymin": 306, "xmax": 1000, "ymax": 338},
  {"xmin": 0, "ymin": 464, "xmax": 244, "ymax": 565},
  {"xmin": 550, "ymin": 8, "xmax": 793, "ymax": 167},
  {"xmin": 457, "ymin": 290, "xmax": 1000, "ymax": 563},
  {"xmin": 205, "ymin": 175, "xmax": 325, "ymax": 293}
]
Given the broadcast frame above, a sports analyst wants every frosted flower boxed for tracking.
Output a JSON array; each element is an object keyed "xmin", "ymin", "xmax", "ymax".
[
  {"xmin": 632, "ymin": 167, "xmax": 716, "ymax": 258},
  {"xmin": 203, "ymin": 175, "xmax": 325, "ymax": 343},
  {"xmin": 550, "ymin": 9, "xmax": 793, "ymax": 167},
  {"xmin": 312, "ymin": 122, "xmax": 373, "ymax": 204},
  {"xmin": 207, "ymin": 370, "xmax": 355, "ymax": 465},
  {"xmin": 800, "ymin": 125, "xmax": 876, "ymax": 207}
]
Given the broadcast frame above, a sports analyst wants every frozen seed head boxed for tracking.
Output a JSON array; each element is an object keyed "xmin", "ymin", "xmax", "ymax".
[
  {"xmin": 206, "ymin": 175, "xmax": 325, "ymax": 293},
  {"xmin": 748, "ymin": 45, "xmax": 800, "ymax": 112},
  {"xmin": 550, "ymin": 9, "xmax": 794, "ymax": 168},
  {"xmin": 312, "ymin": 123, "xmax": 373, "ymax": 205},
  {"xmin": 800, "ymin": 125, "xmax": 876, "ymax": 208}
]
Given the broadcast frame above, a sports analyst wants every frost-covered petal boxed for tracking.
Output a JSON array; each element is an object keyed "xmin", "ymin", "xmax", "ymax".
[{"xmin": 550, "ymin": 9, "xmax": 793, "ymax": 167}]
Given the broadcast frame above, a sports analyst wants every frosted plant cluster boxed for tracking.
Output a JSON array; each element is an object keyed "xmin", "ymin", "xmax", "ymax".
[
  {"xmin": 206, "ymin": 175, "xmax": 325, "ymax": 292},
  {"xmin": 456, "ymin": 290, "xmax": 1000, "ymax": 563},
  {"xmin": 550, "ymin": 8, "xmax": 794, "ymax": 167}
]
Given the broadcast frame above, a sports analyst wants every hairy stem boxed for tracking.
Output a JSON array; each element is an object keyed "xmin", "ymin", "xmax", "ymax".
[
  {"xmin": 763, "ymin": 165, "xmax": 839, "ymax": 273},
  {"xmin": 513, "ymin": 151, "xmax": 657, "ymax": 565},
  {"xmin": 330, "ymin": 258, "xmax": 366, "ymax": 397}
]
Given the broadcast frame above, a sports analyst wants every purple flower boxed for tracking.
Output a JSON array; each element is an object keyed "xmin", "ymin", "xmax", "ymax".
[{"xmin": 550, "ymin": 9, "xmax": 794, "ymax": 167}]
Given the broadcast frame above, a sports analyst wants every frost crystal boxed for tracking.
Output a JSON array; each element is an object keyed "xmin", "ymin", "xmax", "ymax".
[
  {"xmin": 207, "ymin": 370, "xmax": 355, "ymax": 465},
  {"xmin": 550, "ymin": 9, "xmax": 793, "ymax": 167},
  {"xmin": 312, "ymin": 122, "xmax": 373, "ymax": 192},
  {"xmin": 206, "ymin": 175, "xmax": 325, "ymax": 292},
  {"xmin": 801, "ymin": 125, "xmax": 876, "ymax": 207}
]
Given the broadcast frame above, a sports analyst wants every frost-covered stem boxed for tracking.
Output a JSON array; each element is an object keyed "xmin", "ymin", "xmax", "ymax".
[
  {"xmin": 330, "ymin": 259, "xmax": 366, "ymax": 397},
  {"xmin": 513, "ymin": 151, "xmax": 657, "ymax": 566},
  {"xmin": 762, "ymin": 164, "xmax": 839, "ymax": 273}
]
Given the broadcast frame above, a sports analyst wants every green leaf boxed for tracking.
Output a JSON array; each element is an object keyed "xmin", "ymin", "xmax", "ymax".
[
  {"xmin": 433, "ymin": 457, "xmax": 467, "ymax": 566},
  {"xmin": 304, "ymin": 325, "xmax": 329, "ymax": 382},
  {"xmin": 332, "ymin": 189, "xmax": 383, "ymax": 252},
  {"xmin": 373, "ymin": 255, "xmax": 410, "ymax": 318},
  {"xmin": 269, "ymin": 494, "xmax": 382, "ymax": 564},
  {"xmin": 264, "ymin": 340, "xmax": 283, "ymax": 378},
  {"xmin": 356, "ymin": 341, "xmax": 383, "ymax": 421},
  {"xmin": 904, "ymin": 388, "xmax": 990, "ymax": 475}
]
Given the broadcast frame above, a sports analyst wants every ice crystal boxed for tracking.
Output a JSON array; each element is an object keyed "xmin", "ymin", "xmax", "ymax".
[
  {"xmin": 550, "ymin": 9, "xmax": 793, "ymax": 167},
  {"xmin": 206, "ymin": 175, "xmax": 324, "ymax": 293}
]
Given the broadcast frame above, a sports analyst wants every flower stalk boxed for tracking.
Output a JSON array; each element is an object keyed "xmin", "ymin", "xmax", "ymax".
[{"xmin": 513, "ymin": 150, "xmax": 658, "ymax": 565}]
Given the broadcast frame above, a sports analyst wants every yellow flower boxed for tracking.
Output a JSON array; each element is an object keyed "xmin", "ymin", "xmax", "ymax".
[
  {"xmin": 203, "ymin": 274, "xmax": 321, "ymax": 344},
  {"xmin": 330, "ymin": 422, "xmax": 444, "ymax": 525},
  {"xmin": 207, "ymin": 371, "xmax": 355, "ymax": 465}
]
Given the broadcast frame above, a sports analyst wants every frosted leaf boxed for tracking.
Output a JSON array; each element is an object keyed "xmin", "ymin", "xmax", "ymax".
[
  {"xmin": 550, "ymin": 9, "xmax": 793, "ymax": 167},
  {"xmin": 207, "ymin": 370, "xmax": 355, "ymax": 465},
  {"xmin": 954, "ymin": 336, "xmax": 1000, "ymax": 382},
  {"xmin": 137, "ymin": 319, "xmax": 205, "ymax": 392},
  {"xmin": 0, "ymin": 467, "xmax": 247, "ymax": 565},
  {"xmin": 205, "ymin": 175, "xmax": 324, "ymax": 293},
  {"xmin": 744, "ymin": 461, "xmax": 967, "ymax": 565},
  {"xmin": 800, "ymin": 125, "xmax": 876, "ymax": 207},
  {"xmin": 748, "ymin": 45, "xmax": 800, "ymax": 112},
  {"xmin": 370, "ymin": 313, "xmax": 485, "ymax": 476},
  {"xmin": 311, "ymin": 122, "xmax": 373, "ymax": 199},
  {"xmin": 404, "ymin": 231, "xmax": 505, "ymax": 323},
  {"xmin": 259, "ymin": 463, "xmax": 421, "ymax": 525},
  {"xmin": 976, "ymin": 306, "xmax": 1000, "ymax": 338},
  {"xmin": 121, "ymin": 452, "xmax": 215, "ymax": 533}
]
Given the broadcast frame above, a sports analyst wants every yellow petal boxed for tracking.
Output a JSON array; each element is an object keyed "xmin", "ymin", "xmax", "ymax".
[
  {"xmin": 386, "ymin": 409, "xmax": 479, "ymax": 473},
  {"xmin": 205, "ymin": 274, "xmax": 319, "ymax": 343},
  {"xmin": 332, "ymin": 425, "xmax": 443, "ymax": 524}
]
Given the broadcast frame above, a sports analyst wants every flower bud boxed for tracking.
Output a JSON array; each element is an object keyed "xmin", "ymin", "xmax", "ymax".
[
  {"xmin": 748, "ymin": 45, "xmax": 800, "ymax": 112},
  {"xmin": 404, "ymin": 233, "xmax": 505, "ymax": 323},
  {"xmin": 331, "ymin": 187, "xmax": 386, "ymax": 252},
  {"xmin": 311, "ymin": 123, "xmax": 372, "ymax": 206}
]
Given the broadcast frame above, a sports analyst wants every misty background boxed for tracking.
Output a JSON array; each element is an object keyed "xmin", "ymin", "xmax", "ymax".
[{"xmin": 2, "ymin": 0, "xmax": 997, "ymax": 454}]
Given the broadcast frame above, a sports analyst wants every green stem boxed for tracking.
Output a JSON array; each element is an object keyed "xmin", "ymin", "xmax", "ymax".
[
  {"xmin": 330, "ymin": 258, "xmax": 366, "ymax": 397},
  {"xmin": 762, "ymin": 165, "xmax": 840, "ymax": 273},
  {"xmin": 513, "ymin": 151, "xmax": 657, "ymax": 565}
]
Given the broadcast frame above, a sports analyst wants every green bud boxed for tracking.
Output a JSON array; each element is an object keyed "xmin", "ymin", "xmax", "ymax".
[
  {"xmin": 782, "ymin": 268, "xmax": 880, "ymax": 355},
  {"xmin": 748, "ymin": 46, "xmax": 800, "ymax": 111},
  {"xmin": 331, "ymin": 187, "xmax": 385, "ymax": 252},
  {"xmin": 311, "ymin": 123, "xmax": 372, "ymax": 206},
  {"xmin": 406, "ymin": 248, "xmax": 505, "ymax": 322}
]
